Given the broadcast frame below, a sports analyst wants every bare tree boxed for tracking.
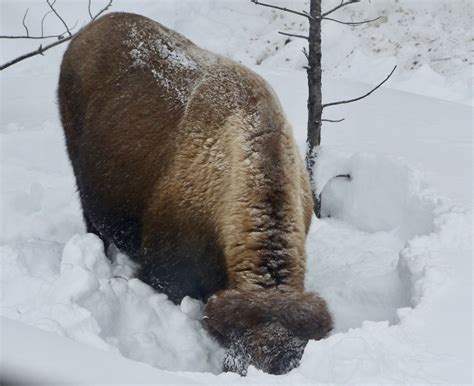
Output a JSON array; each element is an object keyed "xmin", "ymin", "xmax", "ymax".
[
  {"xmin": 251, "ymin": 0, "xmax": 396, "ymax": 217},
  {"xmin": 0, "ymin": 0, "xmax": 113, "ymax": 71}
]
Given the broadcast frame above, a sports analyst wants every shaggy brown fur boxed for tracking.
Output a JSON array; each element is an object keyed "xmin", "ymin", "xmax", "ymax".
[
  {"xmin": 205, "ymin": 290, "xmax": 332, "ymax": 374},
  {"xmin": 58, "ymin": 12, "xmax": 332, "ymax": 375}
]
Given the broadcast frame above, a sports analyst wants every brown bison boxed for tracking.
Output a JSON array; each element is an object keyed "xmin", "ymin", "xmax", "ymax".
[{"xmin": 58, "ymin": 12, "xmax": 332, "ymax": 375}]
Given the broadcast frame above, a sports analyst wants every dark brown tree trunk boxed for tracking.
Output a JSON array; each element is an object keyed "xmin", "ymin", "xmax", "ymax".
[
  {"xmin": 306, "ymin": 0, "xmax": 322, "ymax": 217},
  {"xmin": 251, "ymin": 0, "xmax": 394, "ymax": 219}
]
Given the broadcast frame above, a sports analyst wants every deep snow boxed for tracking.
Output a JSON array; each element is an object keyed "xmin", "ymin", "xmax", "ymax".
[{"xmin": 1, "ymin": 0, "xmax": 472, "ymax": 384}]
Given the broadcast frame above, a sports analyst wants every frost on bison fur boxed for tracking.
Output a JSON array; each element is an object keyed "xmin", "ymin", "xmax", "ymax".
[{"xmin": 58, "ymin": 12, "xmax": 332, "ymax": 375}]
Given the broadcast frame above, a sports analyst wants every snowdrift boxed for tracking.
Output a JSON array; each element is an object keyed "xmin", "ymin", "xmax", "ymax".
[{"xmin": 1, "ymin": 127, "xmax": 471, "ymax": 382}]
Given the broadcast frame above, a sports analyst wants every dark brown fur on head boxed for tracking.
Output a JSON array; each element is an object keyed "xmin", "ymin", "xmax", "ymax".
[{"xmin": 204, "ymin": 289, "xmax": 333, "ymax": 375}]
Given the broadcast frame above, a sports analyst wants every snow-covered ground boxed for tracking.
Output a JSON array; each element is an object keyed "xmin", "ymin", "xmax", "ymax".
[{"xmin": 1, "ymin": 0, "xmax": 472, "ymax": 384}]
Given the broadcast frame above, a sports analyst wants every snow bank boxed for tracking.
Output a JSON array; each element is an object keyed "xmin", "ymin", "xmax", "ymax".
[
  {"xmin": 1, "ymin": 317, "xmax": 204, "ymax": 385},
  {"xmin": 318, "ymin": 149, "xmax": 435, "ymax": 240},
  {"xmin": 1, "ymin": 234, "xmax": 224, "ymax": 373},
  {"xmin": 301, "ymin": 152, "xmax": 472, "ymax": 383}
]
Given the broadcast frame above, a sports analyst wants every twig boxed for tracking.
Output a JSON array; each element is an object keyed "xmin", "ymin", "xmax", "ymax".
[
  {"xmin": 322, "ymin": 0, "xmax": 360, "ymax": 18},
  {"xmin": 302, "ymin": 47, "xmax": 309, "ymax": 60},
  {"xmin": 0, "ymin": 20, "xmax": 78, "ymax": 40},
  {"xmin": 92, "ymin": 0, "xmax": 112, "ymax": 21},
  {"xmin": 321, "ymin": 117, "xmax": 345, "ymax": 123},
  {"xmin": 0, "ymin": 1, "xmax": 73, "ymax": 40},
  {"xmin": 250, "ymin": 0, "xmax": 312, "ymax": 19},
  {"xmin": 47, "ymin": 0, "xmax": 72, "ymax": 37},
  {"xmin": 41, "ymin": 8, "xmax": 54, "ymax": 37},
  {"xmin": 88, "ymin": 0, "xmax": 94, "ymax": 20},
  {"xmin": 278, "ymin": 31, "xmax": 309, "ymax": 40},
  {"xmin": 0, "ymin": 33, "xmax": 67, "ymax": 40},
  {"xmin": 0, "ymin": 36, "xmax": 73, "ymax": 70},
  {"xmin": 323, "ymin": 65, "xmax": 397, "ymax": 109},
  {"xmin": 1, "ymin": 0, "xmax": 113, "ymax": 71},
  {"xmin": 22, "ymin": 8, "xmax": 30, "ymax": 36},
  {"xmin": 334, "ymin": 174, "xmax": 351, "ymax": 179},
  {"xmin": 323, "ymin": 16, "xmax": 382, "ymax": 26}
]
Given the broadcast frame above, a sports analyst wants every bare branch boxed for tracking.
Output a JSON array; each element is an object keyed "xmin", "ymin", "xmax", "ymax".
[
  {"xmin": 278, "ymin": 31, "xmax": 309, "ymax": 40},
  {"xmin": 321, "ymin": 117, "xmax": 345, "ymax": 123},
  {"xmin": 322, "ymin": 0, "xmax": 360, "ymax": 18},
  {"xmin": 1, "ymin": 1, "xmax": 113, "ymax": 71},
  {"xmin": 323, "ymin": 65, "xmax": 397, "ymax": 109},
  {"xmin": 41, "ymin": 9, "xmax": 54, "ymax": 37},
  {"xmin": 92, "ymin": 0, "xmax": 112, "ymax": 21},
  {"xmin": 0, "ymin": 34, "xmax": 65, "ymax": 40},
  {"xmin": 250, "ymin": 0, "xmax": 312, "ymax": 19},
  {"xmin": 0, "ymin": 20, "xmax": 78, "ymax": 40},
  {"xmin": 88, "ymin": 0, "xmax": 94, "ymax": 20},
  {"xmin": 323, "ymin": 16, "xmax": 382, "ymax": 26},
  {"xmin": 302, "ymin": 47, "xmax": 309, "ymax": 60},
  {"xmin": 67, "ymin": 20, "xmax": 79, "ymax": 33},
  {"xmin": 22, "ymin": 8, "xmax": 30, "ymax": 37},
  {"xmin": 334, "ymin": 174, "xmax": 351, "ymax": 179},
  {"xmin": 0, "ymin": 35, "xmax": 73, "ymax": 70},
  {"xmin": 47, "ymin": 0, "xmax": 72, "ymax": 37}
]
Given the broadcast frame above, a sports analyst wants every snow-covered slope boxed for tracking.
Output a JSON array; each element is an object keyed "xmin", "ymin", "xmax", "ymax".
[
  {"xmin": 1, "ymin": 316, "xmax": 205, "ymax": 384},
  {"xmin": 1, "ymin": 0, "xmax": 472, "ymax": 384}
]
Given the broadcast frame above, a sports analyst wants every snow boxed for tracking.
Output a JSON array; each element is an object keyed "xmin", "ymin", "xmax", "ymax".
[
  {"xmin": 1, "ymin": 234, "xmax": 225, "ymax": 373},
  {"xmin": 1, "ymin": 316, "xmax": 207, "ymax": 384},
  {"xmin": 1, "ymin": 0, "xmax": 472, "ymax": 384}
]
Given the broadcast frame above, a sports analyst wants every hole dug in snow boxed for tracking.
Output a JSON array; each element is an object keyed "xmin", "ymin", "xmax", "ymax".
[{"xmin": 306, "ymin": 150, "xmax": 436, "ymax": 333}]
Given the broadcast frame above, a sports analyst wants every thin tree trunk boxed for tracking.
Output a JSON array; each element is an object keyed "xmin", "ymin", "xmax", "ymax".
[{"xmin": 306, "ymin": 0, "xmax": 322, "ymax": 217}]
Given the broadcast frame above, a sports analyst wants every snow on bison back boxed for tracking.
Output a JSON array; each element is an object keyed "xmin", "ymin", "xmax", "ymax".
[{"xmin": 58, "ymin": 12, "xmax": 332, "ymax": 375}]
